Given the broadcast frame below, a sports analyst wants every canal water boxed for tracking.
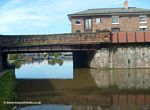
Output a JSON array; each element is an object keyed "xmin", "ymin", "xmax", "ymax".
[{"xmin": 14, "ymin": 59, "xmax": 150, "ymax": 110}]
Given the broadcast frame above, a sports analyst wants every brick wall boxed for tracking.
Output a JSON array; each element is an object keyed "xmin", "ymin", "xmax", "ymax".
[
  {"xmin": 0, "ymin": 32, "xmax": 110, "ymax": 47},
  {"xmin": 71, "ymin": 18, "xmax": 85, "ymax": 33},
  {"xmin": 71, "ymin": 15, "xmax": 150, "ymax": 32}
]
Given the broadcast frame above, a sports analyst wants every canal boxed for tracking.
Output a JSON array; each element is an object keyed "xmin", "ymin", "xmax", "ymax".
[{"xmin": 13, "ymin": 58, "xmax": 150, "ymax": 110}]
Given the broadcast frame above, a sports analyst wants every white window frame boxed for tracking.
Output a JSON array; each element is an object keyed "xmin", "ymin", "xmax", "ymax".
[
  {"xmin": 140, "ymin": 15, "xmax": 147, "ymax": 23},
  {"xmin": 85, "ymin": 18, "xmax": 92, "ymax": 29},
  {"xmin": 95, "ymin": 18, "xmax": 101, "ymax": 24},
  {"xmin": 140, "ymin": 26, "xmax": 148, "ymax": 31},
  {"xmin": 112, "ymin": 16, "xmax": 119, "ymax": 24},
  {"xmin": 75, "ymin": 18, "xmax": 81, "ymax": 25}
]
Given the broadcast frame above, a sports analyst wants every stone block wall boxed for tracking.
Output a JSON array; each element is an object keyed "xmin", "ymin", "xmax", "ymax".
[
  {"xmin": 90, "ymin": 49, "xmax": 110, "ymax": 68},
  {"xmin": 90, "ymin": 45, "xmax": 150, "ymax": 69}
]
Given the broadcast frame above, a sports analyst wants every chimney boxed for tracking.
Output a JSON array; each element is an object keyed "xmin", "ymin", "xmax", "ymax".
[{"xmin": 124, "ymin": 0, "xmax": 128, "ymax": 9}]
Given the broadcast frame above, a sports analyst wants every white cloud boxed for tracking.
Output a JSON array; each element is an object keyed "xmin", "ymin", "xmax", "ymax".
[
  {"xmin": 0, "ymin": 0, "xmax": 78, "ymax": 34},
  {"xmin": 0, "ymin": 0, "xmax": 147, "ymax": 34},
  {"xmin": 0, "ymin": 1, "xmax": 53, "ymax": 31}
]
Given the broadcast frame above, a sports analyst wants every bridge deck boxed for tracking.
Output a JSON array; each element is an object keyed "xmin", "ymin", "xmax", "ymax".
[
  {"xmin": 1, "ymin": 31, "xmax": 150, "ymax": 53},
  {"xmin": 0, "ymin": 32, "xmax": 110, "ymax": 47}
]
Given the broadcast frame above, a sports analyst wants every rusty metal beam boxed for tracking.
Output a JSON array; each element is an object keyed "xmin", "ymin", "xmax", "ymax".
[{"xmin": 1, "ymin": 44, "xmax": 104, "ymax": 53}]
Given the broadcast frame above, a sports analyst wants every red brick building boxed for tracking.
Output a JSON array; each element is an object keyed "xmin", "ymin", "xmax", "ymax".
[{"xmin": 68, "ymin": 1, "xmax": 150, "ymax": 33}]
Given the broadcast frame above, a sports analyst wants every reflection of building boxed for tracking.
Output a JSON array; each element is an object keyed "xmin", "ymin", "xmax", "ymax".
[
  {"xmin": 113, "ymin": 95, "xmax": 150, "ymax": 106},
  {"xmin": 68, "ymin": 0, "xmax": 150, "ymax": 32},
  {"xmin": 71, "ymin": 95, "xmax": 150, "ymax": 110},
  {"xmin": 112, "ymin": 95, "xmax": 150, "ymax": 110},
  {"xmin": 17, "ymin": 68, "xmax": 150, "ymax": 110},
  {"xmin": 90, "ymin": 69, "xmax": 150, "ymax": 89}
]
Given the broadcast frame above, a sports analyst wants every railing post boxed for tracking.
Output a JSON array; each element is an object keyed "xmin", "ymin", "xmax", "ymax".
[
  {"xmin": 117, "ymin": 32, "xmax": 119, "ymax": 43},
  {"xmin": 135, "ymin": 32, "xmax": 137, "ymax": 42},
  {"xmin": 126, "ymin": 32, "xmax": 128, "ymax": 43},
  {"xmin": 144, "ymin": 32, "xmax": 146, "ymax": 42}
]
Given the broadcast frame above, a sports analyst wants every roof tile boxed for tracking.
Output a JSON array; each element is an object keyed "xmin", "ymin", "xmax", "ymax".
[{"xmin": 68, "ymin": 7, "xmax": 150, "ymax": 17}]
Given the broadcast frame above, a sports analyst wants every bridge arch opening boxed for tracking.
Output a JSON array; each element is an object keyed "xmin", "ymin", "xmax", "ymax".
[{"xmin": 1, "ymin": 50, "xmax": 97, "ymax": 70}]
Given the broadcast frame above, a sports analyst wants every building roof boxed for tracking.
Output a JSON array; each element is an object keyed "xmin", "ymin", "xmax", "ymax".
[{"xmin": 68, "ymin": 7, "xmax": 150, "ymax": 18}]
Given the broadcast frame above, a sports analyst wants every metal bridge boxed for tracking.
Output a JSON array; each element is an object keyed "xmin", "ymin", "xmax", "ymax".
[{"xmin": 1, "ymin": 31, "xmax": 150, "ymax": 53}]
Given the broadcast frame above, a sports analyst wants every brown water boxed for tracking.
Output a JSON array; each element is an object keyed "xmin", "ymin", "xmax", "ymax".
[{"xmin": 15, "ymin": 59, "xmax": 150, "ymax": 110}]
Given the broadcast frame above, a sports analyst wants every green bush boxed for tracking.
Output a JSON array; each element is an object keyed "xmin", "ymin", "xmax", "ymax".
[
  {"xmin": 53, "ymin": 52, "xmax": 61, "ymax": 58},
  {"xmin": 0, "ymin": 70, "xmax": 16, "ymax": 110}
]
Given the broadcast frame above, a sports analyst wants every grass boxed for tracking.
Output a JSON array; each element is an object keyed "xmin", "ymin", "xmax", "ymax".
[{"xmin": 0, "ymin": 70, "xmax": 16, "ymax": 110}]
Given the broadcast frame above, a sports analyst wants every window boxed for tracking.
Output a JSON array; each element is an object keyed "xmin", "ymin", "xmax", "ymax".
[
  {"xmin": 75, "ymin": 19, "xmax": 81, "ymax": 24},
  {"xmin": 95, "ymin": 18, "xmax": 101, "ymax": 24},
  {"xmin": 76, "ymin": 30, "xmax": 81, "ymax": 33},
  {"xmin": 112, "ymin": 16, "xmax": 119, "ymax": 24},
  {"xmin": 140, "ymin": 16, "xmax": 147, "ymax": 23},
  {"xmin": 85, "ymin": 18, "xmax": 92, "ymax": 29}
]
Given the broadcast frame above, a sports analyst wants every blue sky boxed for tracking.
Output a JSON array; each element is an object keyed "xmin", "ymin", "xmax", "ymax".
[{"xmin": 0, "ymin": 0, "xmax": 150, "ymax": 35}]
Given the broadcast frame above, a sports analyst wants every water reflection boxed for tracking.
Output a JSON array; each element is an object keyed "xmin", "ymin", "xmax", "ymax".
[
  {"xmin": 48, "ymin": 58, "xmax": 63, "ymax": 66},
  {"xmin": 90, "ymin": 69, "xmax": 150, "ymax": 89},
  {"xmin": 15, "ymin": 59, "xmax": 150, "ymax": 110},
  {"xmin": 15, "ymin": 59, "xmax": 73, "ymax": 79},
  {"xmin": 18, "ymin": 104, "xmax": 72, "ymax": 110},
  {"xmin": 18, "ymin": 104, "xmax": 105, "ymax": 110},
  {"xmin": 15, "ymin": 58, "xmax": 66, "ymax": 69}
]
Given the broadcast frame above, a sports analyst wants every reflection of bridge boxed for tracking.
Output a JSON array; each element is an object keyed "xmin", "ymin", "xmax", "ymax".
[
  {"xmin": 90, "ymin": 68, "xmax": 150, "ymax": 109},
  {"xmin": 91, "ymin": 69, "xmax": 150, "ymax": 89},
  {"xmin": 1, "ymin": 31, "xmax": 150, "ymax": 70},
  {"xmin": 17, "ymin": 68, "xmax": 150, "ymax": 110}
]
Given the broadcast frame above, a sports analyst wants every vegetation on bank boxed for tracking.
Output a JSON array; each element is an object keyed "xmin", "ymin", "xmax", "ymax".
[{"xmin": 0, "ymin": 70, "xmax": 16, "ymax": 110}]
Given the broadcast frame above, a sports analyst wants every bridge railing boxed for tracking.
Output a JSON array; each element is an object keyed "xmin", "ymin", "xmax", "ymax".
[
  {"xmin": 111, "ymin": 31, "xmax": 150, "ymax": 43},
  {"xmin": 0, "ymin": 32, "xmax": 110, "ymax": 46}
]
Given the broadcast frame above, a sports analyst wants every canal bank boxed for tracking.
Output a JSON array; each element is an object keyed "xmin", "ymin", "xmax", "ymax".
[{"xmin": 0, "ymin": 69, "xmax": 16, "ymax": 110}]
